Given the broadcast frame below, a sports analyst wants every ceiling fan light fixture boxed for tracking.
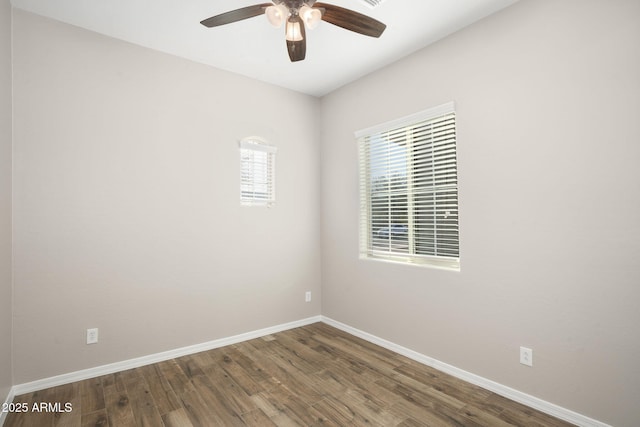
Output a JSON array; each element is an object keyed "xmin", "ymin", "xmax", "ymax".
[
  {"xmin": 285, "ymin": 16, "xmax": 304, "ymax": 41},
  {"xmin": 265, "ymin": 4, "xmax": 289, "ymax": 28},
  {"xmin": 299, "ymin": 5, "xmax": 322, "ymax": 30}
]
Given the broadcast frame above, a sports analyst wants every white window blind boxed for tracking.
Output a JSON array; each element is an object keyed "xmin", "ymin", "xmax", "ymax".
[
  {"xmin": 239, "ymin": 138, "xmax": 276, "ymax": 207},
  {"xmin": 357, "ymin": 102, "xmax": 460, "ymax": 270}
]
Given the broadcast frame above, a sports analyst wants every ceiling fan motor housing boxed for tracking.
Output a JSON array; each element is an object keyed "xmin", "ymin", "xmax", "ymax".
[{"xmin": 275, "ymin": 1, "xmax": 319, "ymax": 12}]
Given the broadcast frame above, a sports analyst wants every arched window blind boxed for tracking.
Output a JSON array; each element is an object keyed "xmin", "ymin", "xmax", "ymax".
[{"xmin": 356, "ymin": 102, "xmax": 460, "ymax": 270}]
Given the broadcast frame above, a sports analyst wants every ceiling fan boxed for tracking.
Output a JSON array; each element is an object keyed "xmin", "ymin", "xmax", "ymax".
[{"xmin": 200, "ymin": 0, "xmax": 386, "ymax": 62}]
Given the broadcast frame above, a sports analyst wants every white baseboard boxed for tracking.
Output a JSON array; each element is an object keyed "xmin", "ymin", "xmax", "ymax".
[
  {"xmin": 11, "ymin": 315, "xmax": 322, "ymax": 397},
  {"xmin": 320, "ymin": 316, "xmax": 609, "ymax": 427}
]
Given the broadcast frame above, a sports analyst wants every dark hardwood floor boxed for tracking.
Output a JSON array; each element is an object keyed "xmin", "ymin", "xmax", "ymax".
[{"xmin": 4, "ymin": 322, "xmax": 574, "ymax": 426}]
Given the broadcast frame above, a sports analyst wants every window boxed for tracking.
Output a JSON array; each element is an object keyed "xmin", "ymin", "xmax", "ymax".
[
  {"xmin": 357, "ymin": 102, "xmax": 459, "ymax": 270},
  {"xmin": 239, "ymin": 137, "xmax": 276, "ymax": 207}
]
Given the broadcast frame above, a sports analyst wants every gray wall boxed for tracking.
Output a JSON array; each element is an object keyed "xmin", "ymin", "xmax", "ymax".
[
  {"xmin": 320, "ymin": 1, "xmax": 640, "ymax": 426},
  {"xmin": 11, "ymin": 9, "xmax": 321, "ymax": 383},
  {"xmin": 0, "ymin": 0, "xmax": 13, "ymax": 405}
]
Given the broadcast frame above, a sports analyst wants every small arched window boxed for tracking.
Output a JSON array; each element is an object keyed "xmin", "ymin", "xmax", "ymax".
[{"xmin": 239, "ymin": 137, "xmax": 277, "ymax": 207}]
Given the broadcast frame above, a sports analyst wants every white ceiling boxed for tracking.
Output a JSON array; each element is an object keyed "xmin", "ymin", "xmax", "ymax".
[{"xmin": 10, "ymin": 0, "xmax": 519, "ymax": 97}]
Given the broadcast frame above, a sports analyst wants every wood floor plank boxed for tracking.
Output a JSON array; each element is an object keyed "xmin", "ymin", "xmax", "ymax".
[
  {"xmin": 314, "ymin": 393, "xmax": 398, "ymax": 427},
  {"xmin": 316, "ymin": 355, "xmax": 380, "ymax": 390},
  {"xmin": 5, "ymin": 323, "xmax": 576, "ymax": 427},
  {"xmin": 6, "ymin": 388, "xmax": 57, "ymax": 427},
  {"xmin": 271, "ymin": 333, "xmax": 327, "ymax": 374},
  {"xmin": 396, "ymin": 417, "xmax": 430, "ymax": 427},
  {"xmin": 114, "ymin": 368, "xmax": 140, "ymax": 384},
  {"xmin": 162, "ymin": 407, "xmax": 195, "ymax": 427},
  {"xmin": 249, "ymin": 391, "xmax": 286, "ymax": 418},
  {"xmin": 241, "ymin": 408, "xmax": 278, "ymax": 426},
  {"xmin": 240, "ymin": 340, "xmax": 325, "ymax": 406},
  {"xmin": 270, "ymin": 390, "xmax": 335, "ymax": 427},
  {"xmin": 80, "ymin": 409, "xmax": 108, "ymax": 427},
  {"xmin": 187, "ymin": 375, "xmax": 246, "ymax": 426},
  {"xmin": 467, "ymin": 389, "xmax": 571, "ymax": 426},
  {"xmin": 122, "ymin": 376, "xmax": 165, "ymax": 427},
  {"xmin": 137, "ymin": 363, "xmax": 182, "ymax": 416},
  {"xmin": 52, "ymin": 383, "xmax": 81, "ymax": 427},
  {"xmin": 198, "ymin": 371, "xmax": 257, "ymax": 416},
  {"xmin": 79, "ymin": 378, "xmax": 105, "ymax": 416},
  {"xmin": 378, "ymin": 375, "xmax": 468, "ymax": 426},
  {"xmin": 178, "ymin": 388, "xmax": 228, "ymax": 426},
  {"xmin": 232, "ymin": 343, "xmax": 281, "ymax": 387},
  {"xmin": 3, "ymin": 391, "xmax": 32, "ymax": 427},
  {"xmin": 389, "ymin": 399, "xmax": 468, "ymax": 427},
  {"xmin": 526, "ymin": 409, "xmax": 576, "ymax": 427},
  {"xmin": 175, "ymin": 354, "xmax": 206, "ymax": 380},
  {"xmin": 308, "ymin": 369, "xmax": 349, "ymax": 397},
  {"xmin": 157, "ymin": 359, "xmax": 196, "ymax": 396},
  {"xmin": 308, "ymin": 323, "xmax": 402, "ymax": 363},
  {"xmin": 308, "ymin": 334, "xmax": 395, "ymax": 385},
  {"xmin": 341, "ymin": 386, "xmax": 403, "ymax": 425},
  {"xmin": 269, "ymin": 339, "xmax": 318, "ymax": 373},
  {"xmin": 233, "ymin": 342, "xmax": 284, "ymax": 392},
  {"xmin": 346, "ymin": 375, "xmax": 402, "ymax": 405},
  {"xmin": 102, "ymin": 374, "xmax": 136, "ymax": 427},
  {"xmin": 379, "ymin": 371, "xmax": 469, "ymax": 412},
  {"xmin": 212, "ymin": 346, "xmax": 265, "ymax": 396},
  {"xmin": 190, "ymin": 355, "xmax": 258, "ymax": 417},
  {"xmin": 310, "ymin": 327, "xmax": 404, "ymax": 372},
  {"xmin": 458, "ymin": 403, "xmax": 519, "ymax": 427},
  {"xmin": 394, "ymin": 361, "xmax": 493, "ymax": 407},
  {"xmin": 309, "ymin": 396, "xmax": 358, "ymax": 426}
]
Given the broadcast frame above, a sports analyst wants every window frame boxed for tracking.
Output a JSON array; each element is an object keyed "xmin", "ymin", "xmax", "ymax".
[
  {"xmin": 239, "ymin": 137, "xmax": 277, "ymax": 207},
  {"xmin": 356, "ymin": 102, "xmax": 460, "ymax": 271}
]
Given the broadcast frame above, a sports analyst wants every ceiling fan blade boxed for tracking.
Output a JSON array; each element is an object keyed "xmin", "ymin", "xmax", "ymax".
[
  {"xmin": 200, "ymin": 3, "xmax": 272, "ymax": 28},
  {"xmin": 314, "ymin": 2, "xmax": 386, "ymax": 38},
  {"xmin": 286, "ymin": 19, "xmax": 307, "ymax": 62}
]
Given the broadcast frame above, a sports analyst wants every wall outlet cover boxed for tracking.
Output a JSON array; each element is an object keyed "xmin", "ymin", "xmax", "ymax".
[
  {"xmin": 87, "ymin": 328, "xmax": 99, "ymax": 344},
  {"xmin": 520, "ymin": 346, "xmax": 533, "ymax": 367}
]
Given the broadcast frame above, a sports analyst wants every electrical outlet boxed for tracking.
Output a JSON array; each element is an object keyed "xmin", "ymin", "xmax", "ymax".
[
  {"xmin": 520, "ymin": 346, "xmax": 533, "ymax": 366},
  {"xmin": 87, "ymin": 328, "xmax": 99, "ymax": 345},
  {"xmin": 305, "ymin": 291, "xmax": 311, "ymax": 302}
]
